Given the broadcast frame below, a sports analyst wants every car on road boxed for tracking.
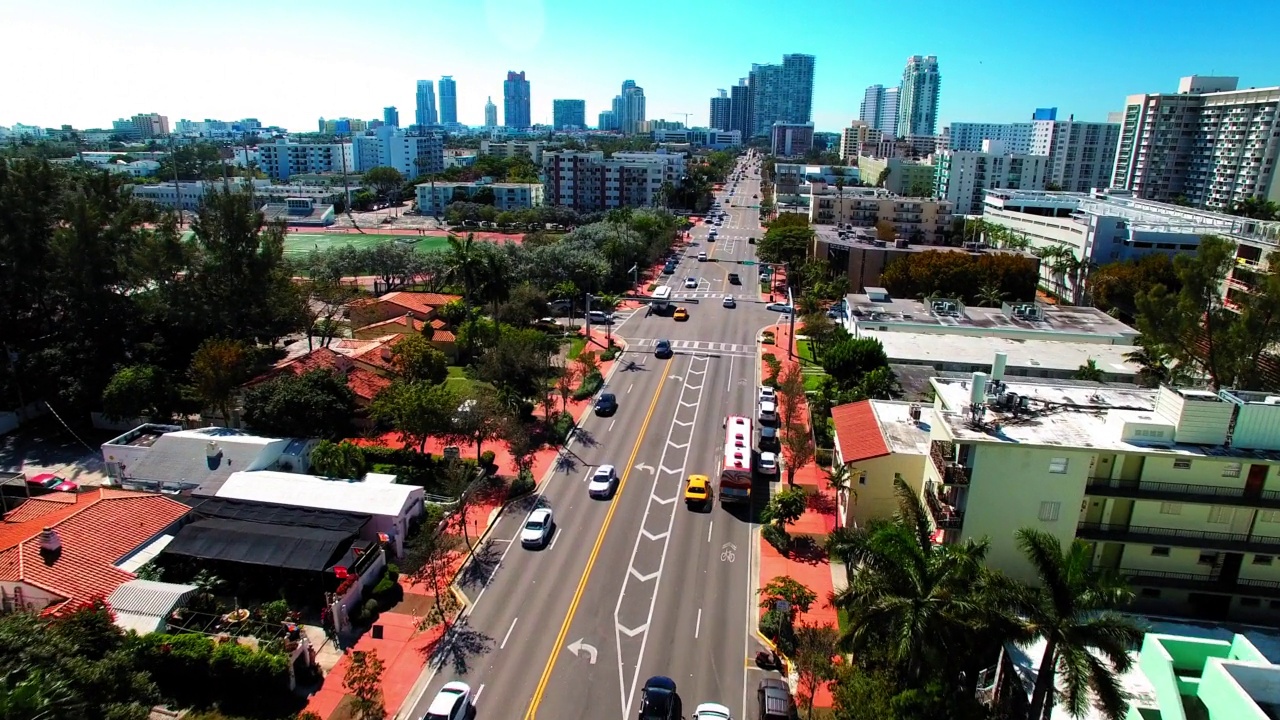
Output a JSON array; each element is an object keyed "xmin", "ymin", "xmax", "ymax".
[
  {"xmin": 26, "ymin": 473, "xmax": 78, "ymax": 493},
  {"xmin": 639, "ymin": 676, "xmax": 680, "ymax": 720},
  {"xmin": 757, "ymin": 679, "xmax": 793, "ymax": 720},
  {"xmin": 758, "ymin": 400, "xmax": 778, "ymax": 424},
  {"xmin": 722, "ymin": 295, "xmax": 736, "ymax": 308},
  {"xmin": 684, "ymin": 277, "xmax": 698, "ymax": 289},
  {"xmin": 766, "ymin": 303, "xmax": 793, "ymax": 314},
  {"xmin": 662, "ymin": 264, "xmax": 676, "ymax": 274},
  {"xmin": 757, "ymin": 452, "xmax": 778, "ymax": 476},
  {"xmin": 759, "ymin": 386, "xmax": 776, "ymax": 405},
  {"xmin": 752, "ymin": 193, "xmax": 759, "ymax": 199},
  {"xmin": 588, "ymin": 310, "xmax": 614, "ymax": 324},
  {"xmin": 520, "ymin": 507, "xmax": 554, "ymax": 548},
  {"xmin": 654, "ymin": 339, "xmax": 673, "ymax": 358},
  {"xmin": 697, "ymin": 252, "xmax": 707, "ymax": 262},
  {"xmin": 684, "ymin": 474, "xmax": 711, "ymax": 508},
  {"xmin": 748, "ymin": 237, "xmax": 756, "ymax": 244},
  {"xmin": 595, "ymin": 391, "xmax": 618, "ymax": 415},
  {"xmin": 727, "ymin": 272, "xmax": 740, "ymax": 284},
  {"xmin": 673, "ymin": 307, "xmax": 689, "ymax": 321},
  {"xmin": 588, "ymin": 465, "xmax": 618, "ymax": 499},
  {"xmin": 692, "ymin": 702, "xmax": 733, "ymax": 720},
  {"xmin": 423, "ymin": 681, "xmax": 472, "ymax": 720}
]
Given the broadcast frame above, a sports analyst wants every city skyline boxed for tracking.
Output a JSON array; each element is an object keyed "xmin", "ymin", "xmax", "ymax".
[{"xmin": 5, "ymin": 0, "xmax": 1280, "ymax": 133}]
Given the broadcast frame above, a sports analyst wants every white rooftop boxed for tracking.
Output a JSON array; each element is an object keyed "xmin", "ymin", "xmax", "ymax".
[
  {"xmin": 865, "ymin": 330, "xmax": 1141, "ymax": 378},
  {"xmin": 869, "ymin": 401, "xmax": 932, "ymax": 455},
  {"xmin": 932, "ymin": 377, "xmax": 1280, "ymax": 461},
  {"xmin": 846, "ymin": 293, "xmax": 1138, "ymax": 343},
  {"xmin": 215, "ymin": 470, "xmax": 423, "ymax": 517},
  {"xmin": 164, "ymin": 427, "xmax": 282, "ymax": 446}
]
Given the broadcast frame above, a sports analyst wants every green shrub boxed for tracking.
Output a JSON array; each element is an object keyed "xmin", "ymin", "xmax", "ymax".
[
  {"xmin": 259, "ymin": 599, "xmax": 290, "ymax": 624},
  {"xmin": 762, "ymin": 524, "xmax": 790, "ymax": 553},
  {"xmin": 480, "ymin": 450, "xmax": 497, "ymax": 468},
  {"xmin": 552, "ymin": 413, "xmax": 575, "ymax": 442},
  {"xmin": 387, "ymin": 563, "xmax": 400, "ymax": 578},
  {"xmin": 507, "ymin": 475, "xmax": 536, "ymax": 501},
  {"xmin": 601, "ymin": 346, "xmax": 620, "ymax": 361},
  {"xmin": 816, "ymin": 447, "xmax": 833, "ymax": 467},
  {"xmin": 571, "ymin": 371, "xmax": 604, "ymax": 400}
]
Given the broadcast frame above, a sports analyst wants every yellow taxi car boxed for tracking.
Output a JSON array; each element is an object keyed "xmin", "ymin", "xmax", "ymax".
[
  {"xmin": 673, "ymin": 307, "xmax": 690, "ymax": 321},
  {"xmin": 685, "ymin": 474, "xmax": 711, "ymax": 507}
]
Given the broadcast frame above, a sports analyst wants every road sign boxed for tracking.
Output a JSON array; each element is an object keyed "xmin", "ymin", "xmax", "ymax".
[{"xmin": 741, "ymin": 260, "xmax": 755, "ymax": 266}]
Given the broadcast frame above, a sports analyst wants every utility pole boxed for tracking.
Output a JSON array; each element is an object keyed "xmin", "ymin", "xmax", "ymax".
[{"xmin": 168, "ymin": 134, "xmax": 183, "ymax": 228}]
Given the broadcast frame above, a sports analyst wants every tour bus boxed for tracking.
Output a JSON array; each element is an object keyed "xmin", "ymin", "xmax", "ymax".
[
  {"xmin": 719, "ymin": 415, "xmax": 754, "ymax": 504},
  {"xmin": 651, "ymin": 284, "xmax": 672, "ymax": 312}
]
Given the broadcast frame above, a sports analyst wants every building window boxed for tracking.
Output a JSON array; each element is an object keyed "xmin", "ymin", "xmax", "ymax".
[
  {"xmin": 1199, "ymin": 552, "xmax": 1220, "ymax": 566},
  {"xmin": 1049, "ymin": 457, "xmax": 1069, "ymax": 474},
  {"xmin": 1223, "ymin": 462, "xmax": 1242, "ymax": 478},
  {"xmin": 1151, "ymin": 546, "xmax": 1171, "ymax": 557},
  {"xmin": 858, "ymin": 471, "xmax": 867, "ymax": 486},
  {"xmin": 1140, "ymin": 588, "xmax": 1162, "ymax": 598},
  {"xmin": 1038, "ymin": 501, "xmax": 1061, "ymax": 522},
  {"xmin": 1255, "ymin": 555, "xmax": 1274, "ymax": 566},
  {"xmin": 1208, "ymin": 506, "xmax": 1236, "ymax": 524},
  {"xmin": 1264, "ymin": 510, "xmax": 1280, "ymax": 524},
  {"xmin": 1241, "ymin": 598, "xmax": 1262, "ymax": 608},
  {"xmin": 1159, "ymin": 502, "xmax": 1183, "ymax": 515},
  {"xmin": 1173, "ymin": 458, "xmax": 1192, "ymax": 470}
]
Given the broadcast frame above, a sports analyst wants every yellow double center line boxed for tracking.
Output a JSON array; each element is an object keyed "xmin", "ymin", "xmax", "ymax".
[{"xmin": 522, "ymin": 362, "xmax": 673, "ymax": 720}]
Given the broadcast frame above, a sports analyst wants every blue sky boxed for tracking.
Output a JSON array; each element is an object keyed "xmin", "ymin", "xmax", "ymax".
[{"xmin": 6, "ymin": 0, "xmax": 1280, "ymax": 133}]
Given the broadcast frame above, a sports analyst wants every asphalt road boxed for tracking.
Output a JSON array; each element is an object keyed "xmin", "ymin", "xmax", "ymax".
[{"xmin": 402, "ymin": 154, "xmax": 785, "ymax": 720}]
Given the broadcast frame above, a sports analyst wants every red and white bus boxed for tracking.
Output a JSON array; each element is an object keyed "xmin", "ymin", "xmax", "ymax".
[{"xmin": 719, "ymin": 415, "xmax": 753, "ymax": 504}]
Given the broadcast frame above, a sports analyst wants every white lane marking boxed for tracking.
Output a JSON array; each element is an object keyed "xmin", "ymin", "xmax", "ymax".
[
  {"xmin": 548, "ymin": 529, "xmax": 560, "ymax": 551},
  {"xmin": 627, "ymin": 383, "xmax": 633, "ymax": 394},
  {"xmin": 610, "ymin": 419, "xmax": 617, "ymax": 431},
  {"xmin": 473, "ymin": 684, "xmax": 485, "ymax": 705},
  {"xmin": 708, "ymin": 522, "xmax": 713, "ymax": 543},
  {"xmin": 695, "ymin": 608, "xmax": 703, "ymax": 639},
  {"xmin": 727, "ymin": 355, "xmax": 735, "ymax": 392},
  {"xmin": 500, "ymin": 618, "xmax": 518, "ymax": 650}
]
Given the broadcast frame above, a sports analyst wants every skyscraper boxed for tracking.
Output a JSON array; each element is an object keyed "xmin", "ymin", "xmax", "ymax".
[
  {"xmin": 748, "ymin": 53, "xmax": 815, "ymax": 136},
  {"xmin": 416, "ymin": 80, "xmax": 438, "ymax": 127},
  {"xmin": 383, "ymin": 107, "xmax": 399, "ymax": 128},
  {"xmin": 597, "ymin": 110, "xmax": 618, "ymax": 131},
  {"xmin": 503, "ymin": 71, "xmax": 531, "ymax": 129},
  {"xmin": 898, "ymin": 55, "xmax": 941, "ymax": 137},
  {"xmin": 729, "ymin": 80, "xmax": 754, "ymax": 139},
  {"xmin": 612, "ymin": 80, "xmax": 646, "ymax": 135},
  {"xmin": 709, "ymin": 90, "xmax": 732, "ymax": 131},
  {"xmin": 553, "ymin": 99, "xmax": 587, "ymax": 130},
  {"xmin": 438, "ymin": 76, "xmax": 457, "ymax": 125},
  {"xmin": 484, "ymin": 97, "xmax": 497, "ymax": 129}
]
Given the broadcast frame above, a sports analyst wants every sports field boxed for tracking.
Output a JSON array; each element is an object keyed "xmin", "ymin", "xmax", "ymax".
[{"xmin": 282, "ymin": 232, "xmax": 449, "ymax": 258}]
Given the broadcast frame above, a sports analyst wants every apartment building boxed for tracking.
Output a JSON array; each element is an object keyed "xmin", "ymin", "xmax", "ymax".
[
  {"xmin": 1112, "ymin": 75, "xmax": 1280, "ymax": 212},
  {"xmin": 415, "ymin": 180, "xmax": 544, "ymax": 214},
  {"xmin": 552, "ymin": 99, "xmax": 587, "ymax": 131},
  {"xmin": 808, "ymin": 199, "xmax": 956, "ymax": 289},
  {"xmin": 257, "ymin": 140, "xmax": 355, "ymax": 181},
  {"xmin": 856, "ymin": 155, "xmax": 936, "ymax": 197},
  {"xmin": 898, "ymin": 55, "xmax": 941, "ymax": 137},
  {"xmin": 1027, "ymin": 117, "xmax": 1122, "ymax": 193},
  {"xmin": 859, "ymin": 84, "xmax": 899, "ymax": 139},
  {"xmin": 839, "ymin": 121, "xmax": 882, "ymax": 162},
  {"xmin": 652, "ymin": 129, "xmax": 742, "ymax": 149},
  {"xmin": 770, "ymin": 122, "xmax": 815, "ymax": 157},
  {"xmin": 709, "ymin": 90, "xmax": 732, "ymax": 131},
  {"xmin": 934, "ymin": 145, "xmax": 1050, "ymax": 215},
  {"xmin": 749, "ymin": 54, "xmax": 815, "ymax": 136},
  {"xmin": 541, "ymin": 150, "xmax": 685, "ymax": 211},
  {"xmin": 351, "ymin": 127, "xmax": 444, "ymax": 179},
  {"xmin": 480, "ymin": 139, "xmax": 547, "ymax": 164},
  {"xmin": 946, "ymin": 122, "xmax": 1033, "ymax": 154}
]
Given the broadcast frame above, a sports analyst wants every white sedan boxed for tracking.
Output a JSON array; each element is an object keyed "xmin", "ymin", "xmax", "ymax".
[
  {"xmin": 520, "ymin": 507, "xmax": 554, "ymax": 549},
  {"xmin": 685, "ymin": 277, "xmax": 699, "ymax": 289},
  {"xmin": 693, "ymin": 702, "xmax": 733, "ymax": 720},
  {"xmin": 758, "ymin": 452, "xmax": 779, "ymax": 476},
  {"xmin": 588, "ymin": 465, "xmax": 618, "ymax": 499},
  {"xmin": 423, "ymin": 681, "xmax": 471, "ymax": 720}
]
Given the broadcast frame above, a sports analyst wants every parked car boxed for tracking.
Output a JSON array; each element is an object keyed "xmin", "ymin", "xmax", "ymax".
[
  {"xmin": 758, "ymin": 400, "xmax": 778, "ymax": 424},
  {"xmin": 588, "ymin": 465, "xmax": 618, "ymax": 499},
  {"xmin": 757, "ymin": 679, "xmax": 793, "ymax": 720},
  {"xmin": 423, "ymin": 681, "xmax": 472, "ymax": 720},
  {"xmin": 520, "ymin": 508, "xmax": 554, "ymax": 548},
  {"xmin": 588, "ymin": 310, "xmax": 614, "ymax": 324},
  {"xmin": 757, "ymin": 452, "xmax": 778, "ymax": 476},
  {"xmin": 662, "ymin": 264, "xmax": 677, "ymax": 275},
  {"xmin": 758, "ymin": 425, "xmax": 780, "ymax": 452},
  {"xmin": 595, "ymin": 392, "xmax": 618, "ymax": 415},
  {"xmin": 759, "ymin": 386, "xmax": 777, "ymax": 405},
  {"xmin": 639, "ymin": 676, "xmax": 680, "ymax": 720},
  {"xmin": 655, "ymin": 339, "xmax": 673, "ymax": 358},
  {"xmin": 26, "ymin": 474, "xmax": 77, "ymax": 493},
  {"xmin": 692, "ymin": 702, "xmax": 733, "ymax": 720}
]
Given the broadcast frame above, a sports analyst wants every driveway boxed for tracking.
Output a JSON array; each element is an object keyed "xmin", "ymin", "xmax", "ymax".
[{"xmin": 0, "ymin": 419, "xmax": 113, "ymax": 487}]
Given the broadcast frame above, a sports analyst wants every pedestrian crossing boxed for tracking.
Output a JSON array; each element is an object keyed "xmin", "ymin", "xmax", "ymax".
[
  {"xmin": 628, "ymin": 338, "xmax": 756, "ymax": 355},
  {"xmin": 671, "ymin": 291, "xmax": 757, "ymax": 300}
]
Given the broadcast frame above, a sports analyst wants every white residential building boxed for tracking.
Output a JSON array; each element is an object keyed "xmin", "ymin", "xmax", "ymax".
[
  {"xmin": 416, "ymin": 180, "xmax": 544, "ymax": 214},
  {"xmin": 934, "ymin": 143, "xmax": 1050, "ymax": 215},
  {"xmin": 480, "ymin": 139, "xmax": 547, "ymax": 164},
  {"xmin": 541, "ymin": 150, "xmax": 686, "ymax": 211},
  {"xmin": 651, "ymin": 129, "xmax": 742, "ymax": 149},
  {"xmin": 351, "ymin": 127, "xmax": 444, "ymax": 179},
  {"xmin": 860, "ymin": 85, "xmax": 899, "ymax": 139},
  {"xmin": 839, "ymin": 121, "xmax": 882, "ymax": 162},
  {"xmin": 1028, "ymin": 117, "xmax": 1122, "ymax": 193},
  {"xmin": 1112, "ymin": 75, "xmax": 1280, "ymax": 211},
  {"xmin": 257, "ymin": 140, "xmax": 355, "ymax": 181},
  {"xmin": 945, "ymin": 122, "xmax": 1034, "ymax": 154}
]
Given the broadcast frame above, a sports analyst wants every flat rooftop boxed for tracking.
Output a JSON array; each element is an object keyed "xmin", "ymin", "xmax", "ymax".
[
  {"xmin": 847, "ymin": 292, "xmax": 1138, "ymax": 342},
  {"xmin": 815, "ymin": 225, "xmax": 977, "ymax": 253},
  {"xmin": 869, "ymin": 401, "xmax": 932, "ymax": 455},
  {"xmin": 863, "ymin": 330, "xmax": 1140, "ymax": 377},
  {"xmin": 931, "ymin": 377, "xmax": 1280, "ymax": 461}
]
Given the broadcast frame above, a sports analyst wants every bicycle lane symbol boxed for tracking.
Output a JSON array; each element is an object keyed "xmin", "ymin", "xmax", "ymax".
[{"xmin": 720, "ymin": 542, "xmax": 737, "ymax": 563}]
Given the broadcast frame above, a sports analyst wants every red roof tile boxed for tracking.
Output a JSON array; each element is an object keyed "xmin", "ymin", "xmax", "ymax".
[
  {"xmin": 359, "ymin": 315, "xmax": 426, "ymax": 334},
  {"xmin": 378, "ymin": 292, "xmax": 461, "ymax": 317},
  {"xmin": 0, "ymin": 489, "xmax": 189, "ymax": 614},
  {"xmin": 831, "ymin": 400, "xmax": 890, "ymax": 464},
  {"xmin": 1, "ymin": 492, "xmax": 78, "ymax": 523},
  {"xmin": 347, "ymin": 367, "xmax": 392, "ymax": 401}
]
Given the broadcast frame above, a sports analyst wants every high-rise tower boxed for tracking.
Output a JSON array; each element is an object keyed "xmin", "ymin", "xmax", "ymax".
[
  {"xmin": 416, "ymin": 80, "xmax": 438, "ymax": 127},
  {"xmin": 484, "ymin": 97, "xmax": 497, "ymax": 129},
  {"xmin": 709, "ymin": 90, "xmax": 732, "ymax": 131},
  {"xmin": 898, "ymin": 55, "xmax": 941, "ymax": 137},
  {"xmin": 438, "ymin": 76, "xmax": 457, "ymax": 125},
  {"xmin": 503, "ymin": 71, "xmax": 531, "ymax": 129}
]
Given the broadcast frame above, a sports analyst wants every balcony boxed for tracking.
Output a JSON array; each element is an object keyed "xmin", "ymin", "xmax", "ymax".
[
  {"xmin": 1111, "ymin": 567, "xmax": 1280, "ymax": 600},
  {"xmin": 925, "ymin": 484, "xmax": 964, "ymax": 529},
  {"xmin": 1076, "ymin": 522, "xmax": 1280, "ymax": 553},
  {"xmin": 1085, "ymin": 477, "xmax": 1280, "ymax": 509},
  {"xmin": 930, "ymin": 441, "xmax": 970, "ymax": 485}
]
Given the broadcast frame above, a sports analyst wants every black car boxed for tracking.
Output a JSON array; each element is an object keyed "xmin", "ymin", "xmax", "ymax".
[
  {"xmin": 654, "ymin": 339, "xmax": 673, "ymax": 358},
  {"xmin": 594, "ymin": 392, "xmax": 618, "ymax": 416},
  {"xmin": 727, "ymin": 273, "xmax": 740, "ymax": 285},
  {"xmin": 759, "ymin": 425, "xmax": 780, "ymax": 452},
  {"xmin": 757, "ymin": 678, "xmax": 792, "ymax": 720},
  {"xmin": 639, "ymin": 676, "xmax": 679, "ymax": 720}
]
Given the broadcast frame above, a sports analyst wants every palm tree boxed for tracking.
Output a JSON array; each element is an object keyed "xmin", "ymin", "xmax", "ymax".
[
  {"xmin": 1073, "ymin": 358, "xmax": 1105, "ymax": 382},
  {"xmin": 976, "ymin": 283, "xmax": 1009, "ymax": 308},
  {"xmin": 0, "ymin": 670, "xmax": 82, "ymax": 720},
  {"xmin": 446, "ymin": 233, "xmax": 480, "ymax": 307},
  {"xmin": 1016, "ymin": 528, "xmax": 1143, "ymax": 720}
]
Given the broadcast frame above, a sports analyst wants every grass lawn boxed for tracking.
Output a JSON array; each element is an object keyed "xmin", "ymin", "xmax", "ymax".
[
  {"xmin": 282, "ymin": 232, "xmax": 450, "ymax": 260},
  {"xmin": 803, "ymin": 372, "xmax": 826, "ymax": 392},
  {"xmin": 567, "ymin": 336, "xmax": 587, "ymax": 360},
  {"xmin": 445, "ymin": 365, "xmax": 478, "ymax": 393},
  {"xmin": 796, "ymin": 339, "xmax": 819, "ymax": 365}
]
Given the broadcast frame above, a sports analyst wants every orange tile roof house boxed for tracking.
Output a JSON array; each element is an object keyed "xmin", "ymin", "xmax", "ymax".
[
  {"xmin": 0, "ymin": 489, "xmax": 189, "ymax": 615},
  {"xmin": 246, "ymin": 347, "xmax": 391, "ymax": 405},
  {"xmin": 347, "ymin": 291, "xmax": 461, "ymax": 329},
  {"xmin": 830, "ymin": 399, "xmax": 930, "ymax": 529}
]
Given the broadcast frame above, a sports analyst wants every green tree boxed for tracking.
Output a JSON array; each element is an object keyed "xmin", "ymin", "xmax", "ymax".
[
  {"xmin": 781, "ymin": 421, "xmax": 816, "ymax": 486},
  {"xmin": 0, "ymin": 669, "xmax": 84, "ymax": 720},
  {"xmin": 101, "ymin": 365, "xmax": 175, "ymax": 421},
  {"xmin": 794, "ymin": 623, "xmax": 840, "ymax": 720},
  {"xmin": 188, "ymin": 338, "xmax": 249, "ymax": 424},
  {"xmin": 1227, "ymin": 197, "xmax": 1280, "ymax": 221},
  {"xmin": 309, "ymin": 439, "xmax": 368, "ymax": 479},
  {"xmin": 370, "ymin": 380, "xmax": 458, "ymax": 452},
  {"xmin": 476, "ymin": 327, "xmax": 556, "ymax": 403},
  {"xmin": 1016, "ymin": 528, "xmax": 1143, "ymax": 720},
  {"xmin": 758, "ymin": 575, "xmax": 818, "ymax": 616},
  {"xmin": 343, "ymin": 649, "xmax": 387, "ymax": 720},
  {"xmin": 762, "ymin": 486, "xmax": 808, "ymax": 528},
  {"xmin": 389, "ymin": 334, "xmax": 449, "ymax": 385},
  {"xmin": 447, "ymin": 386, "xmax": 511, "ymax": 463},
  {"xmin": 363, "ymin": 166, "xmax": 405, "ymax": 201},
  {"xmin": 1073, "ymin": 358, "xmax": 1105, "ymax": 382},
  {"xmin": 857, "ymin": 366, "xmax": 900, "ymax": 400},
  {"xmin": 975, "ymin": 283, "xmax": 1008, "ymax": 308},
  {"xmin": 821, "ymin": 337, "xmax": 889, "ymax": 389},
  {"xmin": 1087, "ymin": 254, "xmax": 1179, "ymax": 318},
  {"xmin": 758, "ymin": 225, "xmax": 813, "ymax": 269},
  {"xmin": 241, "ymin": 369, "xmax": 357, "ymax": 439}
]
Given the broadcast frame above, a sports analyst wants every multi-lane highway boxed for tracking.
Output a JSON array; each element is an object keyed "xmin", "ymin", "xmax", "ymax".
[{"xmin": 403, "ymin": 152, "xmax": 785, "ymax": 720}]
